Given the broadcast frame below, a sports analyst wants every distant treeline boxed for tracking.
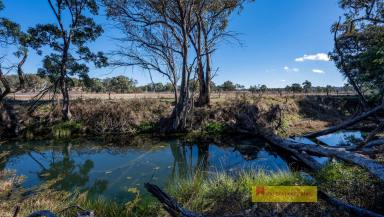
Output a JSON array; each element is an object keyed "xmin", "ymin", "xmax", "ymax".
[{"xmin": 1, "ymin": 74, "xmax": 353, "ymax": 94}]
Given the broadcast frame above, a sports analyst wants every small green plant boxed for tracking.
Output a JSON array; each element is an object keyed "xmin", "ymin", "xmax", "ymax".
[
  {"xmin": 203, "ymin": 122, "xmax": 227, "ymax": 135},
  {"xmin": 52, "ymin": 121, "xmax": 85, "ymax": 139},
  {"xmin": 137, "ymin": 122, "xmax": 154, "ymax": 133}
]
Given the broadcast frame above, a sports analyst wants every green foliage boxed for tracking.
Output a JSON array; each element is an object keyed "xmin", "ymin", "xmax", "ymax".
[
  {"xmin": 203, "ymin": 122, "xmax": 227, "ymax": 135},
  {"xmin": 218, "ymin": 80, "xmax": 244, "ymax": 91},
  {"xmin": 28, "ymin": 0, "xmax": 107, "ymax": 87},
  {"xmin": 52, "ymin": 121, "xmax": 85, "ymax": 138},
  {"xmin": 107, "ymin": 76, "xmax": 137, "ymax": 93},
  {"xmin": 0, "ymin": 0, "xmax": 22, "ymax": 47},
  {"xmin": 137, "ymin": 122, "xmax": 155, "ymax": 133},
  {"xmin": 290, "ymin": 83, "xmax": 303, "ymax": 93},
  {"xmin": 332, "ymin": 0, "xmax": 384, "ymax": 102},
  {"xmin": 249, "ymin": 84, "xmax": 267, "ymax": 93},
  {"xmin": 302, "ymin": 80, "xmax": 312, "ymax": 93}
]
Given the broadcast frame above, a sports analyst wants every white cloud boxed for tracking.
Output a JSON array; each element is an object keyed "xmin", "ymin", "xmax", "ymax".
[
  {"xmin": 312, "ymin": 69, "xmax": 325, "ymax": 74},
  {"xmin": 284, "ymin": 66, "xmax": 299, "ymax": 72},
  {"xmin": 295, "ymin": 53, "xmax": 330, "ymax": 62}
]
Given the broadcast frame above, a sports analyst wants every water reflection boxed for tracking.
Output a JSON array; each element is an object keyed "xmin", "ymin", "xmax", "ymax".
[
  {"xmin": 317, "ymin": 131, "xmax": 363, "ymax": 146},
  {"xmin": 35, "ymin": 143, "xmax": 109, "ymax": 197},
  {"xmin": 1, "ymin": 136, "xmax": 290, "ymax": 201}
]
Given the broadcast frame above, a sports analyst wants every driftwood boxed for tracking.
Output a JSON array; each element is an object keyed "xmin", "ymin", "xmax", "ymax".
[{"xmin": 304, "ymin": 101, "xmax": 384, "ymax": 138}]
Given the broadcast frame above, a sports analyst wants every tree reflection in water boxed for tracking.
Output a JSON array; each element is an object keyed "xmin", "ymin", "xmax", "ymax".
[
  {"xmin": 170, "ymin": 140, "xmax": 210, "ymax": 181},
  {"xmin": 39, "ymin": 143, "xmax": 108, "ymax": 195}
]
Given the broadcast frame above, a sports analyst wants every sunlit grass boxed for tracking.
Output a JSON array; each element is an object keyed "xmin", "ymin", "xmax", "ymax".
[
  {"xmin": 316, "ymin": 161, "xmax": 384, "ymax": 210},
  {"xmin": 167, "ymin": 170, "xmax": 311, "ymax": 215}
]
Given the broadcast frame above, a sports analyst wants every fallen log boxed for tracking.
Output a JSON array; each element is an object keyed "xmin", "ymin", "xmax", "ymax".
[
  {"xmin": 346, "ymin": 138, "xmax": 384, "ymax": 153},
  {"xmin": 261, "ymin": 128, "xmax": 384, "ymax": 182},
  {"xmin": 304, "ymin": 102, "xmax": 384, "ymax": 138}
]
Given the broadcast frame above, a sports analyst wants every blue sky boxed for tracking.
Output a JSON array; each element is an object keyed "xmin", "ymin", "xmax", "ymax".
[{"xmin": 1, "ymin": 0, "xmax": 345, "ymax": 87}]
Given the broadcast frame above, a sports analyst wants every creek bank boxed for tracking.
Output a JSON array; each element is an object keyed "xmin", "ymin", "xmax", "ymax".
[{"xmin": 11, "ymin": 95, "xmax": 364, "ymax": 140}]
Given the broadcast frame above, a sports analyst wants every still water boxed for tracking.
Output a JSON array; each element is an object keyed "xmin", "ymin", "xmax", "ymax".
[{"xmin": 0, "ymin": 132, "xmax": 363, "ymax": 202}]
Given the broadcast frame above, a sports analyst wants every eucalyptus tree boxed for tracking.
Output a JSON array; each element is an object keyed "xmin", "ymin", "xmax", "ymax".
[
  {"xmin": 0, "ymin": 0, "xmax": 32, "ymax": 137},
  {"xmin": 302, "ymin": 80, "xmax": 312, "ymax": 93},
  {"xmin": 331, "ymin": 0, "xmax": 384, "ymax": 106},
  {"xmin": 190, "ymin": 0, "xmax": 249, "ymax": 106},
  {"xmin": 0, "ymin": 0, "xmax": 28, "ymax": 102},
  {"xmin": 104, "ymin": 0, "xmax": 196, "ymax": 131},
  {"xmin": 28, "ymin": 0, "xmax": 107, "ymax": 120},
  {"xmin": 103, "ymin": 0, "xmax": 182, "ymax": 103}
]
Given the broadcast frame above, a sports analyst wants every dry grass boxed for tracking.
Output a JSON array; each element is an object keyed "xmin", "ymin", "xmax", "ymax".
[
  {"xmin": 8, "ymin": 91, "xmax": 353, "ymax": 101},
  {"xmin": 12, "ymin": 94, "xmax": 357, "ymax": 138}
]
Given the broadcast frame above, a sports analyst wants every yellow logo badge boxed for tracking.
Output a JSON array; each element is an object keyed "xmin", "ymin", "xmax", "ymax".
[{"xmin": 252, "ymin": 186, "xmax": 318, "ymax": 202}]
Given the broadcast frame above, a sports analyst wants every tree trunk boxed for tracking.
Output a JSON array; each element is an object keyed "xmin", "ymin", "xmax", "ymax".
[
  {"xmin": 60, "ymin": 40, "xmax": 72, "ymax": 121},
  {"xmin": 199, "ymin": 19, "xmax": 211, "ymax": 107},
  {"xmin": 0, "ymin": 103, "xmax": 21, "ymax": 138},
  {"xmin": 169, "ymin": 19, "xmax": 190, "ymax": 132},
  {"xmin": 61, "ymin": 79, "xmax": 72, "ymax": 121},
  {"xmin": 173, "ymin": 82, "xmax": 178, "ymax": 104},
  {"xmin": 204, "ymin": 50, "xmax": 211, "ymax": 106}
]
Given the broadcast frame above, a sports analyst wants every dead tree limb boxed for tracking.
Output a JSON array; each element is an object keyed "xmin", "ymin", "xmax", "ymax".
[
  {"xmin": 144, "ymin": 183, "xmax": 207, "ymax": 217},
  {"xmin": 304, "ymin": 101, "xmax": 384, "ymax": 138},
  {"xmin": 364, "ymin": 139, "xmax": 384, "ymax": 149},
  {"xmin": 318, "ymin": 191, "xmax": 384, "ymax": 217},
  {"xmin": 356, "ymin": 122, "xmax": 384, "ymax": 149}
]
